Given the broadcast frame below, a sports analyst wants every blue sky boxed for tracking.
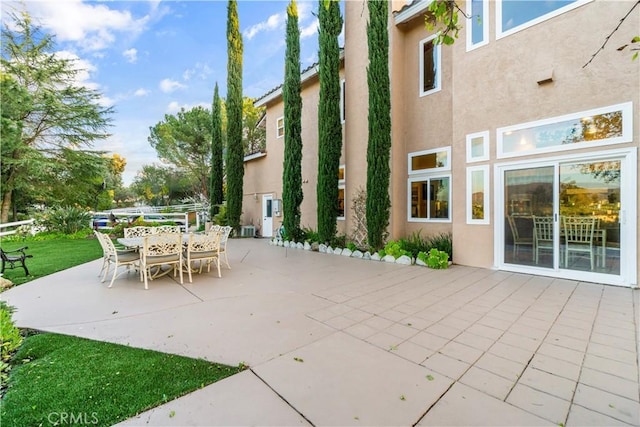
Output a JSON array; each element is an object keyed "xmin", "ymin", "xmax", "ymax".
[{"xmin": 4, "ymin": 0, "xmax": 327, "ymax": 185}]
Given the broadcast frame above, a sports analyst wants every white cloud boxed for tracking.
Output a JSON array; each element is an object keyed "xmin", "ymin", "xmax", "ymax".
[
  {"xmin": 134, "ymin": 88, "xmax": 149, "ymax": 97},
  {"xmin": 166, "ymin": 101, "xmax": 209, "ymax": 114},
  {"xmin": 23, "ymin": 0, "xmax": 150, "ymax": 52},
  {"xmin": 159, "ymin": 78, "xmax": 186, "ymax": 93},
  {"xmin": 300, "ymin": 19, "xmax": 319, "ymax": 39},
  {"xmin": 123, "ymin": 48, "xmax": 138, "ymax": 63},
  {"xmin": 243, "ymin": 11, "xmax": 285, "ymax": 40},
  {"xmin": 183, "ymin": 62, "xmax": 213, "ymax": 81}
]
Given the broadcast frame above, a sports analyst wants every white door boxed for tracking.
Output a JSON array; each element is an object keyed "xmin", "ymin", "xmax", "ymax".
[{"xmin": 262, "ymin": 194, "xmax": 273, "ymax": 237}]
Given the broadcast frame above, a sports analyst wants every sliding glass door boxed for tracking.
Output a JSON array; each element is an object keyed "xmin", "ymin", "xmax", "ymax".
[{"xmin": 498, "ymin": 150, "xmax": 634, "ymax": 285}]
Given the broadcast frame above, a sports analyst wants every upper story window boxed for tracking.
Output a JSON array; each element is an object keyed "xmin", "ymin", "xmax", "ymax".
[
  {"xmin": 276, "ymin": 116, "xmax": 284, "ymax": 138},
  {"xmin": 497, "ymin": 102, "xmax": 632, "ymax": 159},
  {"xmin": 497, "ymin": 0, "xmax": 591, "ymax": 39},
  {"xmin": 419, "ymin": 34, "xmax": 441, "ymax": 97},
  {"xmin": 466, "ymin": 0, "xmax": 488, "ymax": 51}
]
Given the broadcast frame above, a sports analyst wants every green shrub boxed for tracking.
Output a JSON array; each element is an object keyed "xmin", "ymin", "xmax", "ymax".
[
  {"xmin": 383, "ymin": 240, "xmax": 412, "ymax": 259},
  {"xmin": 1, "ymin": 302, "xmax": 23, "ymax": 388},
  {"xmin": 329, "ymin": 234, "xmax": 347, "ymax": 248},
  {"xmin": 346, "ymin": 242, "xmax": 358, "ymax": 252},
  {"xmin": 398, "ymin": 230, "xmax": 431, "ymax": 258},
  {"xmin": 213, "ymin": 203, "xmax": 229, "ymax": 226},
  {"xmin": 36, "ymin": 206, "xmax": 91, "ymax": 235},
  {"xmin": 301, "ymin": 227, "xmax": 319, "ymax": 243},
  {"xmin": 420, "ymin": 248, "xmax": 449, "ymax": 269},
  {"xmin": 428, "ymin": 232, "xmax": 453, "ymax": 260}
]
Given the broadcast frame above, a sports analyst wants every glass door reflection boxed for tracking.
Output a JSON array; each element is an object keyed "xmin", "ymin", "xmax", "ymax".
[
  {"xmin": 504, "ymin": 166, "xmax": 555, "ymax": 268},
  {"xmin": 559, "ymin": 161, "xmax": 620, "ymax": 275}
]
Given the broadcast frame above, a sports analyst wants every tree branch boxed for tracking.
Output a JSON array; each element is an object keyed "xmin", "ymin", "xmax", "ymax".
[{"xmin": 583, "ymin": 0, "xmax": 640, "ymax": 68}]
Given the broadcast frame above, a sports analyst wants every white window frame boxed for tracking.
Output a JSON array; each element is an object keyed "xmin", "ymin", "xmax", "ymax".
[
  {"xmin": 407, "ymin": 175, "xmax": 452, "ymax": 223},
  {"xmin": 466, "ymin": 0, "xmax": 489, "ymax": 51},
  {"xmin": 419, "ymin": 34, "xmax": 441, "ymax": 97},
  {"xmin": 337, "ymin": 165, "xmax": 345, "ymax": 220},
  {"xmin": 497, "ymin": 102, "xmax": 633, "ymax": 159},
  {"xmin": 407, "ymin": 147, "xmax": 452, "ymax": 223},
  {"xmin": 408, "ymin": 146, "xmax": 451, "ymax": 175},
  {"xmin": 496, "ymin": 0, "xmax": 592, "ymax": 40},
  {"xmin": 466, "ymin": 131, "xmax": 490, "ymax": 163},
  {"xmin": 466, "ymin": 165, "xmax": 490, "ymax": 225},
  {"xmin": 276, "ymin": 116, "xmax": 284, "ymax": 139},
  {"xmin": 340, "ymin": 79, "xmax": 346, "ymax": 124},
  {"xmin": 493, "ymin": 146, "xmax": 637, "ymax": 287}
]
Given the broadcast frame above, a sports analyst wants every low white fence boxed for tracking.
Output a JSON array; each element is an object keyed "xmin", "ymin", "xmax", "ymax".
[{"xmin": 0, "ymin": 219, "xmax": 35, "ymax": 237}]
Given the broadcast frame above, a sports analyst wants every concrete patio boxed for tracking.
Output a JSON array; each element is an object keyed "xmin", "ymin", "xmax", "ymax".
[{"xmin": 2, "ymin": 238, "xmax": 639, "ymax": 426}]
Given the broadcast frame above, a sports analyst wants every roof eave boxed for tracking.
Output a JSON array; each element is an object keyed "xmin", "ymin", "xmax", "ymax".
[{"xmin": 394, "ymin": 0, "xmax": 434, "ymax": 26}]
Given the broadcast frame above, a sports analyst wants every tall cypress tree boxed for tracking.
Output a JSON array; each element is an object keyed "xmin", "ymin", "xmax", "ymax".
[
  {"xmin": 365, "ymin": 0, "xmax": 391, "ymax": 250},
  {"xmin": 316, "ymin": 0, "xmax": 343, "ymax": 243},
  {"xmin": 226, "ymin": 0, "xmax": 244, "ymax": 232},
  {"xmin": 210, "ymin": 82, "xmax": 224, "ymax": 218},
  {"xmin": 282, "ymin": 0, "xmax": 304, "ymax": 242}
]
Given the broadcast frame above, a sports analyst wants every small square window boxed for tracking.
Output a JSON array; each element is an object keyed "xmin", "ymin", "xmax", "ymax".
[
  {"xmin": 466, "ymin": 131, "xmax": 489, "ymax": 163},
  {"xmin": 276, "ymin": 116, "xmax": 284, "ymax": 138}
]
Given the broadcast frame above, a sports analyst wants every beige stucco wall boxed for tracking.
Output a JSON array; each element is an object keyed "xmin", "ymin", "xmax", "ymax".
[
  {"xmin": 448, "ymin": 0, "xmax": 639, "ymax": 271},
  {"xmin": 343, "ymin": 0, "xmax": 369, "ymax": 237},
  {"xmin": 246, "ymin": 0, "xmax": 639, "ymax": 284},
  {"xmin": 244, "ymin": 67, "xmax": 345, "ymax": 237}
]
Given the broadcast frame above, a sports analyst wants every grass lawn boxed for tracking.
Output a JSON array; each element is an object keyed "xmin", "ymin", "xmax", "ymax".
[
  {"xmin": 1, "ymin": 332, "xmax": 242, "ymax": 427},
  {"xmin": 0, "ymin": 238, "xmax": 102, "ymax": 285},
  {"xmin": 0, "ymin": 235, "xmax": 243, "ymax": 425}
]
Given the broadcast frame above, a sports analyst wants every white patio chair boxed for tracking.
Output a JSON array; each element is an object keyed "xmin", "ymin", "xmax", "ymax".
[
  {"xmin": 507, "ymin": 215, "xmax": 533, "ymax": 259},
  {"xmin": 124, "ymin": 226, "xmax": 153, "ymax": 238},
  {"xmin": 563, "ymin": 216, "xmax": 596, "ymax": 270},
  {"xmin": 218, "ymin": 226, "xmax": 232, "ymax": 269},
  {"xmin": 183, "ymin": 232, "xmax": 222, "ymax": 282},
  {"xmin": 532, "ymin": 216, "xmax": 554, "ymax": 265},
  {"xmin": 140, "ymin": 233, "xmax": 183, "ymax": 290},
  {"xmin": 154, "ymin": 225, "xmax": 181, "ymax": 234},
  {"xmin": 94, "ymin": 230, "xmax": 140, "ymax": 288}
]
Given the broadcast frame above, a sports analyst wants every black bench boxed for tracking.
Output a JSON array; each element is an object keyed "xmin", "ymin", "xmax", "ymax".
[{"xmin": 1, "ymin": 247, "xmax": 33, "ymax": 276}]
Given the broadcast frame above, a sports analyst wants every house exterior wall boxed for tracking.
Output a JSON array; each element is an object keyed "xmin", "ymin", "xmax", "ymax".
[
  {"xmin": 246, "ymin": 68, "xmax": 345, "ymax": 237},
  {"xmin": 446, "ymin": 0, "xmax": 639, "ymax": 272},
  {"xmin": 247, "ymin": 0, "xmax": 639, "ymax": 286}
]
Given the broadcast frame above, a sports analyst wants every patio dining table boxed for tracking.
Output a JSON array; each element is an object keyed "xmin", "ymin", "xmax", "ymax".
[{"xmin": 116, "ymin": 234, "xmax": 190, "ymax": 250}]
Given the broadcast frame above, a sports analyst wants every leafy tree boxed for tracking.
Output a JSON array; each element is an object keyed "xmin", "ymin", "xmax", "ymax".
[
  {"xmin": 316, "ymin": 0, "xmax": 343, "ymax": 243},
  {"xmin": 130, "ymin": 165, "xmax": 191, "ymax": 206},
  {"xmin": 226, "ymin": 0, "xmax": 244, "ymax": 232},
  {"xmin": 366, "ymin": 0, "xmax": 392, "ymax": 250},
  {"xmin": 282, "ymin": 0, "xmax": 304, "ymax": 242},
  {"xmin": 0, "ymin": 11, "xmax": 113, "ymax": 222},
  {"xmin": 148, "ymin": 106, "xmax": 212, "ymax": 198},
  {"xmin": 210, "ymin": 83, "xmax": 224, "ymax": 217},
  {"xmin": 243, "ymin": 97, "xmax": 266, "ymax": 156}
]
